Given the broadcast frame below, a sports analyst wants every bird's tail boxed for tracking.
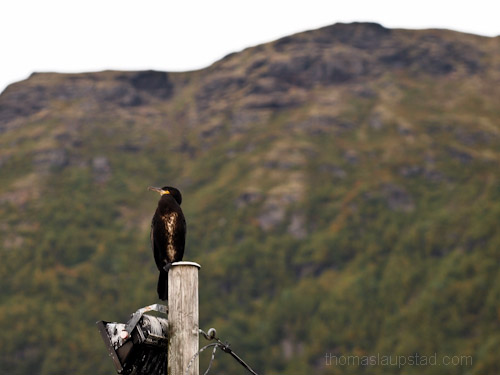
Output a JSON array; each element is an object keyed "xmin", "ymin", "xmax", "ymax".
[{"xmin": 157, "ymin": 269, "xmax": 168, "ymax": 300}]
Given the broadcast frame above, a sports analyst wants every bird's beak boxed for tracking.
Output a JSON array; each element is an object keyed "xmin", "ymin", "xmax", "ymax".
[{"xmin": 148, "ymin": 186, "xmax": 170, "ymax": 195}]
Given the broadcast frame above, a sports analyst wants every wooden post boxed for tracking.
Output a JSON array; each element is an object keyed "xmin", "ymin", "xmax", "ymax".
[{"xmin": 168, "ymin": 261, "xmax": 200, "ymax": 375}]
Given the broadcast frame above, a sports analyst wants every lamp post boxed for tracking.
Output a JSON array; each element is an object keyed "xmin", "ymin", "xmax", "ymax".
[{"xmin": 97, "ymin": 261, "xmax": 201, "ymax": 375}]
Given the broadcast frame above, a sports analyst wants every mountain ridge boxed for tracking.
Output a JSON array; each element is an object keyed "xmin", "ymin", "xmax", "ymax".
[{"xmin": 0, "ymin": 22, "xmax": 499, "ymax": 375}]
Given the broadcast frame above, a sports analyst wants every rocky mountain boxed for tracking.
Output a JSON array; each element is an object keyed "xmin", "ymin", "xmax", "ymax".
[{"xmin": 0, "ymin": 22, "xmax": 499, "ymax": 375}]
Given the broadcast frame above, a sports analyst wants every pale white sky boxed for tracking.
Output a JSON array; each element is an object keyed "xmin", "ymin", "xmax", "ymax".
[{"xmin": 1, "ymin": 0, "xmax": 499, "ymax": 94}]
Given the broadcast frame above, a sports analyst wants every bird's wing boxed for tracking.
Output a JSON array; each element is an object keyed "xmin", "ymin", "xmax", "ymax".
[
  {"xmin": 151, "ymin": 213, "xmax": 167, "ymax": 270},
  {"xmin": 150, "ymin": 219, "xmax": 154, "ymax": 254},
  {"xmin": 172, "ymin": 212, "xmax": 186, "ymax": 262}
]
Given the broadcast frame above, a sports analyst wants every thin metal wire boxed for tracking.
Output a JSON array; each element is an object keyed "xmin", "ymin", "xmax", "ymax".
[
  {"xmin": 202, "ymin": 344, "xmax": 218, "ymax": 375},
  {"xmin": 195, "ymin": 328, "xmax": 260, "ymax": 375},
  {"xmin": 224, "ymin": 348, "xmax": 259, "ymax": 375},
  {"xmin": 184, "ymin": 343, "xmax": 218, "ymax": 375}
]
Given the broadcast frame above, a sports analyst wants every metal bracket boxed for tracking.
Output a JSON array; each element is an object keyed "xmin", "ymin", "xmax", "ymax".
[{"xmin": 125, "ymin": 304, "xmax": 167, "ymax": 334}]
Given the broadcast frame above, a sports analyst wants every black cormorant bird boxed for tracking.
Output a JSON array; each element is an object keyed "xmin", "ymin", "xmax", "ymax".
[{"xmin": 148, "ymin": 186, "xmax": 186, "ymax": 300}]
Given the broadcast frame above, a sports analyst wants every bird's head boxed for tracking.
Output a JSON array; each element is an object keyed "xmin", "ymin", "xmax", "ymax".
[{"xmin": 148, "ymin": 186, "xmax": 182, "ymax": 205}]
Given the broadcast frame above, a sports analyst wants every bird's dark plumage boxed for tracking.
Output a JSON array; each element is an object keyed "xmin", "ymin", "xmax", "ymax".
[{"xmin": 149, "ymin": 186, "xmax": 186, "ymax": 300}]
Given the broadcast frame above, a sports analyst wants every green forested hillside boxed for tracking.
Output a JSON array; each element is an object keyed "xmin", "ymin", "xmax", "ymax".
[{"xmin": 0, "ymin": 23, "xmax": 499, "ymax": 375}]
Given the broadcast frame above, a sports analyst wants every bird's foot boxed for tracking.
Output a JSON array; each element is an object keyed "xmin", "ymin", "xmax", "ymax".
[{"xmin": 163, "ymin": 262, "xmax": 173, "ymax": 272}]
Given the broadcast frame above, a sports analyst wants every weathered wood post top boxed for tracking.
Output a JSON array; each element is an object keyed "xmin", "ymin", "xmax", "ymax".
[{"xmin": 168, "ymin": 261, "xmax": 201, "ymax": 375}]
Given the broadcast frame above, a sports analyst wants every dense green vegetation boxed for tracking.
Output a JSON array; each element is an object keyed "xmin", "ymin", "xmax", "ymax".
[{"xmin": 0, "ymin": 23, "xmax": 499, "ymax": 375}]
